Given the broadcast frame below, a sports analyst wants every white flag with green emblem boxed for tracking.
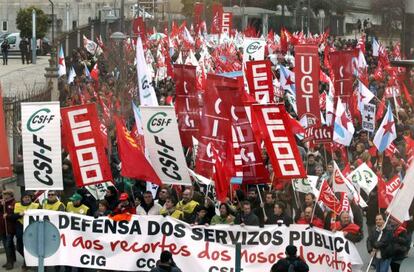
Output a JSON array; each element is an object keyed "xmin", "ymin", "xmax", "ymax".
[
  {"xmin": 136, "ymin": 36, "xmax": 158, "ymax": 106},
  {"xmin": 347, "ymin": 163, "xmax": 378, "ymax": 195},
  {"xmin": 292, "ymin": 175, "xmax": 319, "ymax": 196}
]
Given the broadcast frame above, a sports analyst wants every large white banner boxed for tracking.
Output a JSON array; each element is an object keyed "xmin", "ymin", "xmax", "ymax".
[
  {"xmin": 25, "ymin": 210, "xmax": 363, "ymax": 272},
  {"xmin": 140, "ymin": 106, "xmax": 191, "ymax": 185},
  {"xmin": 21, "ymin": 102, "xmax": 63, "ymax": 190}
]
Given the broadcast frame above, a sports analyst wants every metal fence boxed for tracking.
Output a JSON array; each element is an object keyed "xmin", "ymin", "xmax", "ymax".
[
  {"xmin": 55, "ymin": 19, "xmax": 132, "ymax": 57},
  {"xmin": 3, "ymin": 88, "xmax": 51, "ymax": 165}
]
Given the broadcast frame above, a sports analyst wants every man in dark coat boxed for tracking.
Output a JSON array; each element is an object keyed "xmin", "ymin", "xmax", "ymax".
[
  {"xmin": 0, "ymin": 190, "xmax": 17, "ymax": 270},
  {"xmin": 234, "ymin": 201, "xmax": 260, "ymax": 226},
  {"xmin": 271, "ymin": 245, "xmax": 309, "ymax": 272},
  {"xmin": 150, "ymin": 251, "xmax": 182, "ymax": 272},
  {"xmin": 19, "ymin": 38, "xmax": 30, "ymax": 64}
]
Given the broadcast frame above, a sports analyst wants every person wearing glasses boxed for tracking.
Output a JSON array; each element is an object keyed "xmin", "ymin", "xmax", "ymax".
[{"xmin": 42, "ymin": 191, "xmax": 65, "ymax": 211}]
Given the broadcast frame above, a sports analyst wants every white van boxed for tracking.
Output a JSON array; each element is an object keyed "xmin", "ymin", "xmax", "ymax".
[
  {"xmin": 3, "ymin": 32, "xmax": 22, "ymax": 53},
  {"xmin": 1, "ymin": 33, "xmax": 42, "ymax": 54}
]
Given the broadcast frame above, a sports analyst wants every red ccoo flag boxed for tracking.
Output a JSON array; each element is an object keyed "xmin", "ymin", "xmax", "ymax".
[{"xmin": 115, "ymin": 117, "xmax": 162, "ymax": 185}]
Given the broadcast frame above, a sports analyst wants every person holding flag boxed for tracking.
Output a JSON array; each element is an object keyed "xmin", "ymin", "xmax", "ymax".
[{"xmin": 367, "ymin": 213, "xmax": 393, "ymax": 272}]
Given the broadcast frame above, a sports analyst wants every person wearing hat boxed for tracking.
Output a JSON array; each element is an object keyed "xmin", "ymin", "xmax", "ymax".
[
  {"xmin": 270, "ymin": 245, "xmax": 309, "ymax": 272},
  {"xmin": 66, "ymin": 193, "xmax": 90, "ymax": 215},
  {"xmin": 112, "ymin": 193, "xmax": 136, "ymax": 215},
  {"xmin": 0, "ymin": 190, "xmax": 17, "ymax": 270},
  {"xmin": 150, "ymin": 250, "xmax": 182, "ymax": 272},
  {"xmin": 42, "ymin": 190, "xmax": 65, "ymax": 211},
  {"xmin": 13, "ymin": 192, "xmax": 40, "ymax": 271}
]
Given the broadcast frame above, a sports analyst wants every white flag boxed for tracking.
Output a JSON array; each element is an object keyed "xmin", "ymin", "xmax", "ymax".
[
  {"xmin": 58, "ymin": 46, "xmax": 66, "ymax": 77},
  {"xmin": 387, "ymin": 163, "xmax": 414, "ymax": 223},
  {"xmin": 136, "ymin": 36, "xmax": 158, "ymax": 106},
  {"xmin": 67, "ymin": 66, "xmax": 76, "ymax": 84},
  {"xmin": 372, "ymin": 38, "xmax": 380, "ymax": 57},
  {"xmin": 347, "ymin": 163, "xmax": 378, "ymax": 195},
  {"xmin": 333, "ymin": 97, "xmax": 354, "ymax": 146},
  {"xmin": 358, "ymin": 80, "xmax": 375, "ymax": 111}
]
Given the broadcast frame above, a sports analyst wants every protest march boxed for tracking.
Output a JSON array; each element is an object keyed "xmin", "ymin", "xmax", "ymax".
[{"xmin": 0, "ymin": 2, "xmax": 414, "ymax": 272}]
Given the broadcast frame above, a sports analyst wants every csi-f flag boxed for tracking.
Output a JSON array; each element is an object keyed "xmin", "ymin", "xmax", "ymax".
[
  {"xmin": 373, "ymin": 104, "xmax": 396, "ymax": 152},
  {"xmin": 136, "ymin": 36, "xmax": 158, "ymax": 106},
  {"xmin": 21, "ymin": 102, "xmax": 63, "ymax": 190},
  {"xmin": 333, "ymin": 97, "xmax": 354, "ymax": 146}
]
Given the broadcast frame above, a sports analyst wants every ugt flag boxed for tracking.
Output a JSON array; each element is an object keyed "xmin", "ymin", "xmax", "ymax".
[{"xmin": 373, "ymin": 104, "xmax": 396, "ymax": 152}]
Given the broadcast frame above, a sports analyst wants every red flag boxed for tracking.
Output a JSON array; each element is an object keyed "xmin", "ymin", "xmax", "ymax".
[
  {"xmin": 251, "ymin": 104, "xmax": 306, "ymax": 180},
  {"xmin": 0, "ymin": 90, "xmax": 11, "ymax": 178},
  {"xmin": 401, "ymin": 82, "xmax": 413, "ymax": 106},
  {"xmin": 193, "ymin": 2, "xmax": 204, "ymax": 33},
  {"xmin": 115, "ymin": 117, "xmax": 161, "ymax": 185},
  {"xmin": 174, "ymin": 64, "xmax": 200, "ymax": 148},
  {"xmin": 318, "ymin": 180, "xmax": 342, "ymax": 215},
  {"xmin": 196, "ymin": 74, "xmax": 233, "ymax": 178},
  {"xmin": 330, "ymin": 50, "xmax": 356, "ymax": 106},
  {"xmin": 378, "ymin": 174, "xmax": 402, "ymax": 209},
  {"xmin": 287, "ymin": 114, "xmax": 305, "ymax": 134},
  {"xmin": 212, "ymin": 145, "xmax": 230, "ymax": 202},
  {"xmin": 245, "ymin": 60, "xmax": 274, "ymax": 103},
  {"xmin": 221, "ymin": 12, "xmax": 233, "ymax": 35},
  {"xmin": 90, "ymin": 63, "xmax": 99, "ymax": 82},
  {"xmin": 211, "ymin": 3, "xmax": 223, "ymax": 34},
  {"xmin": 295, "ymin": 44, "xmax": 320, "ymax": 126},
  {"xmin": 61, "ymin": 104, "xmax": 113, "ymax": 187}
]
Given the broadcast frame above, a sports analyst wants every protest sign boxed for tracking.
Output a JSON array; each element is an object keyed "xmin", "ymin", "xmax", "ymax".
[
  {"xmin": 361, "ymin": 103, "xmax": 376, "ymax": 132},
  {"xmin": 295, "ymin": 44, "xmax": 320, "ymax": 126},
  {"xmin": 21, "ymin": 102, "xmax": 63, "ymax": 190},
  {"xmin": 140, "ymin": 106, "xmax": 191, "ymax": 185},
  {"xmin": 61, "ymin": 104, "xmax": 113, "ymax": 187},
  {"xmin": 25, "ymin": 210, "xmax": 363, "ymax": 272}
]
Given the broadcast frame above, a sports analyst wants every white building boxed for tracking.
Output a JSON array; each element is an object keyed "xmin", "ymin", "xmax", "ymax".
[{"xmin": 0, "ymin": 0, "xmax": 182, "ymax": 36}]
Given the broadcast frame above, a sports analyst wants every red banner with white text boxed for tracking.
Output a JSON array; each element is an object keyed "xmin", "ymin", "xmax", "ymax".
[
  {"xmin": 61, "ymin": 104, "xmax": 113, "ymax": 187},
  {"xmin": 0, "ymin": 91, "xmax": 11, "ymax": 178},
  {"xmin": 330, "ymin": 50, "xmax": 356, "ymax": 105},
  {"xmin": 174, "ymin": 64, "xmax": 200, "ymax": 148},
  {"xmin": 251, "ymin": 104, "xmax": 306, "ymax": 180},
  {"xmin": 294, "ymin": 45, "xmax": 320, "ymax": 126},
  {"xmin": 221, "ymin": 12, "xmax": 233, "ymax": 35},
  {"xmin": 211, "ymin": 3, "xmax": 223, "ymax": 34},
  {"xmin": 193, "ymin": 2, "xmax": 204, "ymax": 33},
  {"xmin": 195, "ymin": 74, "xmax": 233, "ymax": 178},
  {"xmin": 245, "ymin": 60, "xmax": 274, "ymax": 104},
  {"xmin": 215, "ymin": 76, "xmax": 270, "ymax": 184}
]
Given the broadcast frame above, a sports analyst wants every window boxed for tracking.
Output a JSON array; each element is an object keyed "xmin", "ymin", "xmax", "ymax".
[
  {"xmin": 7, "ymin": 35, "xmax": 16, "ymax": 44},
  {"xmin": 2, "ymin": 21, "xmax": 7, "ymax": 32}
]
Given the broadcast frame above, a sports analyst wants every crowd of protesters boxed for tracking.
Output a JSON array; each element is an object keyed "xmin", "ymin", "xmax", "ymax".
[{"xmin": 1, "ymin": 24, "xmax": 414, "ymax": 272}]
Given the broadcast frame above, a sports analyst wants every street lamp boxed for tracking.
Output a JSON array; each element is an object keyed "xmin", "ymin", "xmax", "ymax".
[{"xmin": 110, "ymin": 31, "xmax": 127, "ymax": 82}]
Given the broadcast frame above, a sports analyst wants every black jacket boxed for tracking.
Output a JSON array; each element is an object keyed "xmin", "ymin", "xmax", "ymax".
[
  {"xmin": 367, "ymin": 226, "xmax": 394, "ymax": 259},
  {"xmin": 266, "ymin": 212, "xmax": 293, "ymax": 226},
  {"xmin": 150, "ymin": 263, "xmax": 182, "ymax": 272},
  {"xmin": 271, "ymin": 256, "xmax": 309, "ymax": 272},
  {"xmin": 234, "ymin": 212, "xmax": 260, "ymax": 226}
]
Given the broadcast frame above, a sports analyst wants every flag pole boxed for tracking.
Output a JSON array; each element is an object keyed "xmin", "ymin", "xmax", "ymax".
[
  {"xmin": 256, "ymin": 185, "xmax": 267, "ymax": 223},
  {"xmin": 365, "ymin": 213, "xmax": 392, "ymax": 272}
]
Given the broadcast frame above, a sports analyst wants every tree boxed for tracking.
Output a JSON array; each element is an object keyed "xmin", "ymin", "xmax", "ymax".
[{"xmin": 16, "ymin": 6, "xmax": 49, "ymax": 39}]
